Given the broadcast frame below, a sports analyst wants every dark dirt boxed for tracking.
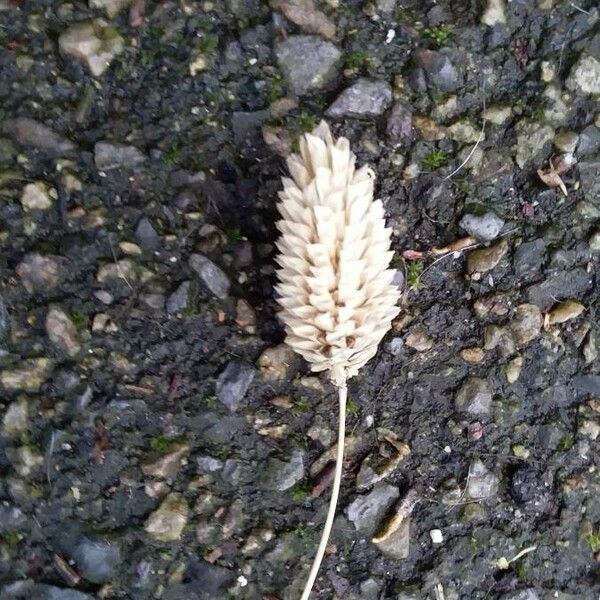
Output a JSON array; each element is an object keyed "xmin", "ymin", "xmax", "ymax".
[{"xmin": 0, "ymin": 0, "xmax": 599, "ymax": 599}]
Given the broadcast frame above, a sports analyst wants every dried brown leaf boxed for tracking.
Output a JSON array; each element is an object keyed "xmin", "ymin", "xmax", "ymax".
[
  {"xmin": 432, "ymin": 236, "xmax": 477, "ymax": 255},
  {"xmin": 372, "ymin": 489, "xmax": 420, "ymax": 543},
  {"xmin": 310, "ymin": 461, "xmax": 336, "ymax": 498},
  {"xmin": 537, "ymin": 167, "xmax": 567, "ymax": 196}
]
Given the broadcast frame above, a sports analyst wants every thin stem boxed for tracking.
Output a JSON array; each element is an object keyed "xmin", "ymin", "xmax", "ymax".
[{"xmin": 300, "ymin": 381, "xmax": 347, "ymax": 600}]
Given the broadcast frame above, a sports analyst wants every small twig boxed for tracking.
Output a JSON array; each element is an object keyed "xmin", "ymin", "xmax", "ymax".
[
  {"xmin": 421, "ymin": 243, "xmax": 480, "ymax": 277},
  {"xmin": 445, "ymin": 77, "xmax": 487, "ymax": 180},
  {"xmin": 434, "ymin": 583, "xmax": 446, "ymax": 600},
  {"xmin": 569, "ymin": 2, "xmax": 592, "ymax": 15},
  {"xmin": 301, "ymin": 380, "xmax": 347, "ymax": 600},
  {"xmin": 107, "ymin": 234, "xmax": 134, "ymax": 291},
  {"xmin": 507, "ymin": 545, "xmax": 537, "ymax": 565},
  {"xmin": 46, "ymin": 430, "xmax": 57, "ymax": 487},
  {"xmin": 444, "ymin": 124, "xmax": 486, "ymax": 180},
  {"xmin": 167, "ymin": 372, "xmax": 182, "ymax": 402}
]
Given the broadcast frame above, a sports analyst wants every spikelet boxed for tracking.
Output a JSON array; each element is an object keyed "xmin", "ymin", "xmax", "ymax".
[
  {"xmin": 274, "ymin": 120, "xmax": 400, "ymax": 386},
  {"xmin": 274, "ymin": 121, "xmax": 400, "ymax": 600}
]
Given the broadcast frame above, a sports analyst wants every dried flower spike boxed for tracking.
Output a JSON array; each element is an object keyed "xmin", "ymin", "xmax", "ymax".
[{"xmin": 274, "ymin": 121, "xmax": 400, "ymax": 599}]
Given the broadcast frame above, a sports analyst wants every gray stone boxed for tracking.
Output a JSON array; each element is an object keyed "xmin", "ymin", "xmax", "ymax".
[
  {"xmin": 590, "ymin": 229, "xmax": 600, "ymax": 251},
  {"xmin": 467, "ymin": 240, "xmax": 509, "ymax": 274},
  {"xmin": 162, "ymin": 560, "xmax": 233, "ymax": 600},
  {"xmin": 275, "ymin": 35, "xmax": 341, "ymax": 96},
  {"xmin": 392, "ymin": 269, "xmax": 405, "ymax": 290},
  {"xmin": 459, "ymin": 212, "xmax": 504, "ymax": 241},
  {"xmin": 0, "ymin": 581, "xmax": 95, "ymax": 600},
  {"xmin": 59, "ymin": 20, "xmax": 124, "ymax": 77},
  {"xmin": 215, "ymin": 360, "xmax": 256, "ymax": 412},
  {"xmin": 221, "ymin": 459, "xmax": 255, "ymax": 486},
  {"xmin": 16, "ymin": 253, "xmax": 64, "ymax": 294},
  {"xmin": 374, "ymin": 517, "xmax": 410, "ymax": 559},
  {"xmin": 571, "ymin": 375, "xmax": 600, "ymax": 397},
  {"xmin": 3, "ymin": 118, "xmax": 75, "ymax": 156},
  {"xmin": 513, "ymin": 120, "xmax": 554, "ymax": 168},
  {"xmin": 526, "ymin": 268, "xmax": 593, "ymax": 309},
  {"xmin": 326, "ymin": 78, "xmax": 392, "ymax": 119},
  {"xmin": 135, "ymin": 217, "xmax": 161, "ymax": 251},
  {"xmin": 263, "ymin": 449, "xmax": 305, "ymax": 491},
  {"xmin": 484, "ymin": 325, "xmax": 516, "ymax": 358},
  {"xmin": 345, "ymin": 483, "xmax": 399, "ymax": 536},
  {"xmin": 498, "ymin": 590, "xmax": 540, "ymax": 600},
  {"xmin": 359, "ymin": 578, "xmax": 381, "ymax": 600},
  {"xmin": 578, "ymin": 160, "xmax": 600, "ymax": 201},
  {"xmin": 0, "ymin": 505, "xmax": 25, "ymax": 534},
  {"xmin": 166, "ymin": 281, "xmax": 193, "ymax": 314},
  {"xmin": 510, "ymin": 304, "xmax": 543, "ymax": 346},
  {"xmin": 386, "ymin": 102, "xmax": 414, "ymax": 145},
  {"xmin": 566, "ymin": 53, "xmax": 600, "ymax": 95},
  {"xmin": 0, "ymin": 293, "xmax": 9, "ymax": 345},
  {"xmin": 413, "ymin": 49, "xmax": 460, "ymax": 92},
  {"xmin": 455, "ymin": 377, "xmax": 492, "ymax": 416},
  {"xmin": 140, "ymin": 294, "xmax": 165, "ymax": 311},
  {"xmin": 71, "ymin": 537, "xmax": 120, "ymax": 584},
  {"xmin": 577, "ymin": 125, "xmax": 600, "ymax": 157},
  {"xmin": 2, "ymin": 398, "xmax": 28, "ymax": 437},
  {"xmin": 144, "ymin": 493, "xmax": 189, "ymax": 542},
  {"xmin": 46, "ymin": 307, "xmax": 81, "ymax": 357},
  {"xmin": 94, "ymin": 141, "xmax": 145, "ymax": 171},
  {"xmin": 384, "ymin": 337, "xmax": 404, "ymax": 356},
  {"xmin": 466, "ymin": 459, "xmax": 499, "ymax": 499},
  {"xmin": 189, "ymin": 253, "xmax": 230, "ymax": 300},
  {"xmin": 513, "ymin": 239, "xmax": 546, "ymax": 275},
  {"xmin": 509, "ymin": 465, "xmax": 553, "ymax": 513},
  {"xmin": 232, "ymin": 110, "xmax": 269, "ymax": 144},
  {"xmin": 196, "ymin": 456, "xmax": 224, "ymax": 473}
]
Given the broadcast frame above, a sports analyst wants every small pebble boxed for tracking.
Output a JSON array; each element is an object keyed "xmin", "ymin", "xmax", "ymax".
[
  {"xmin": 505, "ymin": 355, "xmax": 523, "ymax": 383},
  {"xmin": 548, "ymin": 300, "xmax": 585, "ymax": 325},
  {"xmin": 467, "ymin": 421, "xmax": 483, "ymax": 441},
  {"xmin": 460, "ymin": 347, "xmax": 485, "ymax": 363},
  {"xmin": 430, "ymin": 529, "xmax": 443, "ymax": 544}
]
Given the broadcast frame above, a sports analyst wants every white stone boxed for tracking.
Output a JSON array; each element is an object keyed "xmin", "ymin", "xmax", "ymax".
[
  {"xmin": 59, "ymin": 20, "xmax": 124, "ymax": 77},
  {"xmin": 567, "ymin": 54, "xmax": 600, "ymax": 95},
  {"xmin": 480, "ymin": 0, "xmax": 506, "ymax": 26},
  {"xmin": 483, "ymin": 105, "xmax": 511, "ymax": 125},
  {"xmin": 430, "ymin": 528, "xmax": 443, "ymax": 544},
  {"xmin": 89, "ymin": 0, "xmax": 131, "ymax": 17},
  {"xmin": 21, "ymin": 182, "xmax": 53, "ymax": 211}
]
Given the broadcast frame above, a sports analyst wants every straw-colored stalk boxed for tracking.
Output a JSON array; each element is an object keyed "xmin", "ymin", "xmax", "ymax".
[{"xmin": 274, "ymin": 121, "xmax": 400, "ymax": 599}]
